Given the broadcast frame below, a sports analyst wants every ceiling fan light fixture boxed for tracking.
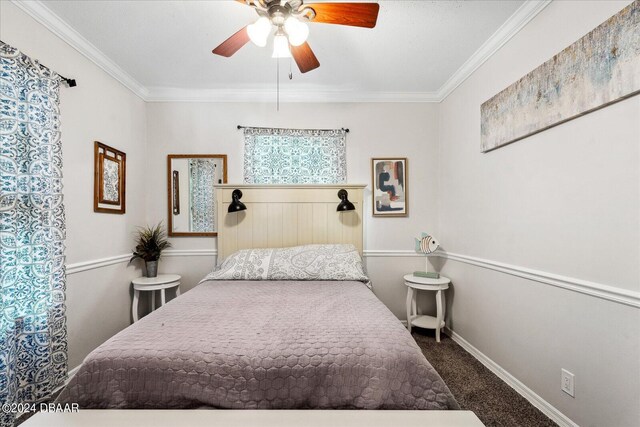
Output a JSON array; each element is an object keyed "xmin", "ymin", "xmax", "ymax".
[
  {"xmin": 247, "ymin": 17, "xmax": 271, "ymax": 47},
  {"xmin": 284, "ymin": 17, "xmax": 309, "ymax": 46},
  {"xmin": 272, "ymin": 31, "xmax": 291, "ymax": 58}
]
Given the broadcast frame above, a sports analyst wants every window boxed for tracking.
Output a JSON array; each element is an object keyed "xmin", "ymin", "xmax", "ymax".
[{"xmin": 243, "ymin": 127, "xmax": 347, "ymax": 184}]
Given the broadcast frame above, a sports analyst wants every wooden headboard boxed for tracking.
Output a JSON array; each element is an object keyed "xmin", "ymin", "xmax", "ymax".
[{"xmin": 216, "ymin": 184, "xmax": 365, "ymax": 260}]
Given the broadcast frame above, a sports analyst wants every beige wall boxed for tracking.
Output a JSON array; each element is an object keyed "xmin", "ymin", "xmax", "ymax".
[
  {"xmin": 145, "ymin": 102, "xmax": 440, "ymax": 251},
  {"xmin": 1, "ymin": 2, "xmax": 147, "ymax": 369},
  {"xmin": 437, "ymin": 1, "xmax": 639, "ymax": 426},
  {"xmin": 145, "ymin": 102, "xmax": 441, "ymax": 318}
]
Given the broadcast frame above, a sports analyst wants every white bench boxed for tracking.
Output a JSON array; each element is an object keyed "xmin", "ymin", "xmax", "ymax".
[{"xmin": 22, "ymin": 409, "xmax": 484, "ymax": 427}]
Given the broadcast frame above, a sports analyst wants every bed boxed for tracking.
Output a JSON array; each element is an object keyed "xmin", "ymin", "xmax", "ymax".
[{"xmin": 56, "ymin": 185, "xmax": 458, "ymax": 410}]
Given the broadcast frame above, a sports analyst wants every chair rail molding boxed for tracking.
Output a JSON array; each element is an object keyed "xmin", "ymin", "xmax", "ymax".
[
  {"xmin": 65, "ymin": 249, "xmax": 418, "ymax": 276},
  {"xmin": 363, "ymin": 250, "xmax": 422, "ymax": 257},
  {"xmin": 163, "ymin": 249, "xmax": 217, "ymax": 257},
  {"xmin": 66, "ymin": 254, "xmax": 131, "ymax": 275},
  {"xmin": 65, "ymin": 250, "xmax": 219, "ymax": 275},
  {"xmin": 437, "ymin": 251, "xmax": 640, "ymax": 308},
  {"xmin": 65, "ymin": 248, "xmax": 639, "ymax": 308}
]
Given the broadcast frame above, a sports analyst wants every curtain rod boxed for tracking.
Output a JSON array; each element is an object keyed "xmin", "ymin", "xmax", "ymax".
[
  {"xmin": 237, "ymin": 125, "xmax": 349, "ymax": 133},
  {"xmin": 40, "ymin": 60, "xmax": 76, "ymax": 87},
  {"xmin": 1, "ymin": 40, "xmax": 77, "ymax": 87},
  {"xmin": 59, "ymin": 75, "xmax": 77, "ymax": 87}
]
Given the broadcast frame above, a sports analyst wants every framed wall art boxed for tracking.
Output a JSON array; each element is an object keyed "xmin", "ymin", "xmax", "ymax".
[
  {"xmin": 371, "ymin": 157, "xmax": 408, "ymax": 217},
  {"xmin": 94, "ymin": 141, "xmax": 126, "ymax": 214},
  {"xmin": 481, "ymin": 1, "xmax": 639, "ymax": 152},
  {"xmin": 167, "ymin": 154, "xmax": 227, "ymax": 237}
]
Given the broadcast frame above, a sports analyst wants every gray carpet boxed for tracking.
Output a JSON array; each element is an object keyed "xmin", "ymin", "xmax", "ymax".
[{"xmin": 413, "ymin": 329, "xmax": 557, "ymax": 427}]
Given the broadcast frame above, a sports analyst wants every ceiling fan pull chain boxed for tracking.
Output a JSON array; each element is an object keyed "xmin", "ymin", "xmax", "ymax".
[
  {"xmin": 277, "ymin": 57, "xmax": 280, "ymax": 111},
  {"xmin": 289, "ymin": 57, "xmax": 293, "ymax": 80}
]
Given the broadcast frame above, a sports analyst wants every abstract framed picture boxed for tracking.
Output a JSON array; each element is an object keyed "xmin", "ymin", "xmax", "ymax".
[
  {"xmin": 371, "ymin": 158, "xmax": 408, "ymax": 217},
  {"xmin": 94, "ymin": 141, "xmax": 126, "ymax": 214},
  {"xmin": 481, "ymin": 1, "xmax": 639, "ymax": 152}
]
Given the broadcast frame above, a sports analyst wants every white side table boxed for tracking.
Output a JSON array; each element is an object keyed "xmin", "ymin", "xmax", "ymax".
[
  {"xmin": 132, "ymin": 274, "xmax": 181, "ymax": 322},
  {"xmin": 404, "ymin": 274, "xmax": 451, "ymax": 342}
]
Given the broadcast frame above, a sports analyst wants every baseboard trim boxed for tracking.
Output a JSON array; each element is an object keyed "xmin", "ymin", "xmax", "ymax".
[
  {"xmin": 446, "ymin": 328, "xmax": 578, "ymax": 427},
  {"xmin": 437, "ymin": 251, "xmax": 640, "ymax": 308}
]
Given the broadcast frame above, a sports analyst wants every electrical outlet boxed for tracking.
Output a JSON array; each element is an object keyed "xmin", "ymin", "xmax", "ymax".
[{"xmin": 561, "ymin": 369, "xmax": 575, "ymax": 397}]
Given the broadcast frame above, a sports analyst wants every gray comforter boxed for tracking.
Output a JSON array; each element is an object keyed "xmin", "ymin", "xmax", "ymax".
[{"xmin": 57, "ymin": 280, "xmax": 459, "ymax": 410}]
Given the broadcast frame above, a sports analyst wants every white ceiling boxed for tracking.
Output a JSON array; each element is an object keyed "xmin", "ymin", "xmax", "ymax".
[{"xmin": 35, "ymin": 0, "xmax": 539, "ymax": 101}]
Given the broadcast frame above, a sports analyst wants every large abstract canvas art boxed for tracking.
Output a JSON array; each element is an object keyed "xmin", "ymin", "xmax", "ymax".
[{"xmin": 481, "ymin": 1, "xmax": 639, "ymax": 152}]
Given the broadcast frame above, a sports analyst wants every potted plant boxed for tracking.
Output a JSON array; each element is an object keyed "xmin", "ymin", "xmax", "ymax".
[{"xmin": 130, "ymin": 222, "xmax": 171, "ymax": 277}]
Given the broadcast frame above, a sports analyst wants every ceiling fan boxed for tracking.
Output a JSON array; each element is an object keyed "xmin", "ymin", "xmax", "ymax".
[{"xmin": 212, "ymin": 0, "xmax": 380, "ymax": 73}]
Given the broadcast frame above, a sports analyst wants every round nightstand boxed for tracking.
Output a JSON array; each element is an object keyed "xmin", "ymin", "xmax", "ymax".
[
  {"xmin": 132, "ymin": 274, "xmax": 181, "ymax": 322},
  {"xmin": 404, "ymin": 274, "xmax": 451, "ymax": 342}
]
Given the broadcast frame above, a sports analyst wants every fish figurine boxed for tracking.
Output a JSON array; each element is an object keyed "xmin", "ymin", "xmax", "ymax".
[{"xmin": 415, "ymin": 233, "xmax": 440, "ymax": 254}]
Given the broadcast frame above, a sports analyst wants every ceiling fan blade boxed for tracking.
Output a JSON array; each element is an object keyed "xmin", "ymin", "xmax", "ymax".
[
  {"xmin": 305, "ymin": 3, "xmax": 380, "ymax": 28},
  {"xmin": 291, "ymin": 42, "xmax": 320, "ymax": 73},
  {"xmin": 212, "ymin": 26, "xmax": 250, "ymax": 57}
]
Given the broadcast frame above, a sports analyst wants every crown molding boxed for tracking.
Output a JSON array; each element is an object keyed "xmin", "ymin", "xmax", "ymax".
[
  {"xmin": 10, "ymin": 0, "xmax": 149, "ymax": 100},
  {"xmin": 12, "ymin": 0, "xmax": 550, "ymax": 103},
  {"xmin": 146, "ymin": 0, "xmax": 551, "ymax": 103},
  {"xmin": 436, "ymin": 0, "xmax": 552, "ymax": 100},
  {"xmin": 144, "ymin": 87, "xmax": 441, "ymax": 103}
]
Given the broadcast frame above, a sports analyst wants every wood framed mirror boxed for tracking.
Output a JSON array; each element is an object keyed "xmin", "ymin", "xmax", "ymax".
[{"xmin": 167, "ymin": 154, "xmax": 227, "ymax": 237}]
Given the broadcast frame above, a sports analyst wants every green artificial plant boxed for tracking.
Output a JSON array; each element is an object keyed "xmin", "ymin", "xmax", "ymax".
[{"xmin": 130, "ymin": 222, "xmax": 171, "ymax": 263}]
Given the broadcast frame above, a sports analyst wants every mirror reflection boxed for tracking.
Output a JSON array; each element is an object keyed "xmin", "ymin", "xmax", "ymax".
[{"xmin": 168, "ymin": 155, "xmax": 227, "ymax": 236}]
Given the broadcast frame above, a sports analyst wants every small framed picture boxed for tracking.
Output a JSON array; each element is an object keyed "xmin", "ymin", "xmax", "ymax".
[
  {"xmin": 371, "ymin": 157, "xmax": 408, "ymax": 217},
  {"xmin": 94, "ymin": 141, "xmax": 126, "ymax": 214}
]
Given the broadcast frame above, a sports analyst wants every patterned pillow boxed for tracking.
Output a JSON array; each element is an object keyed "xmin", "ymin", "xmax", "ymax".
[{"xmin": 201, "ymin": 244, "xmax": 370, "ymax": 284}]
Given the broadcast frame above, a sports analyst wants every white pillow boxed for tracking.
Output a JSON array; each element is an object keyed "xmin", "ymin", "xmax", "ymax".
[{"xmin": 201, "ymin": 244, "xmax": 369, "ymax": 284}]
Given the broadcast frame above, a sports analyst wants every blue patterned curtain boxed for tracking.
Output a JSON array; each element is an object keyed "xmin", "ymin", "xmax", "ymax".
[
  {"xmin": 0, "ymin": 42, "xmax": 67, "ymax": 425},
  {"xmin": 243, "ymin": 127, "xmax": 347, "ymax": 184},
  {"xmin": 189, "ymin": 159, "xmax": 215, "ymax": 232}
]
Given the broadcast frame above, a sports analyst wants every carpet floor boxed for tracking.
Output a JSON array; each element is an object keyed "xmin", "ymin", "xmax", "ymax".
[{"xmin": 413, "ymin": 329, "xmax": 557, "ymax": 427}]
